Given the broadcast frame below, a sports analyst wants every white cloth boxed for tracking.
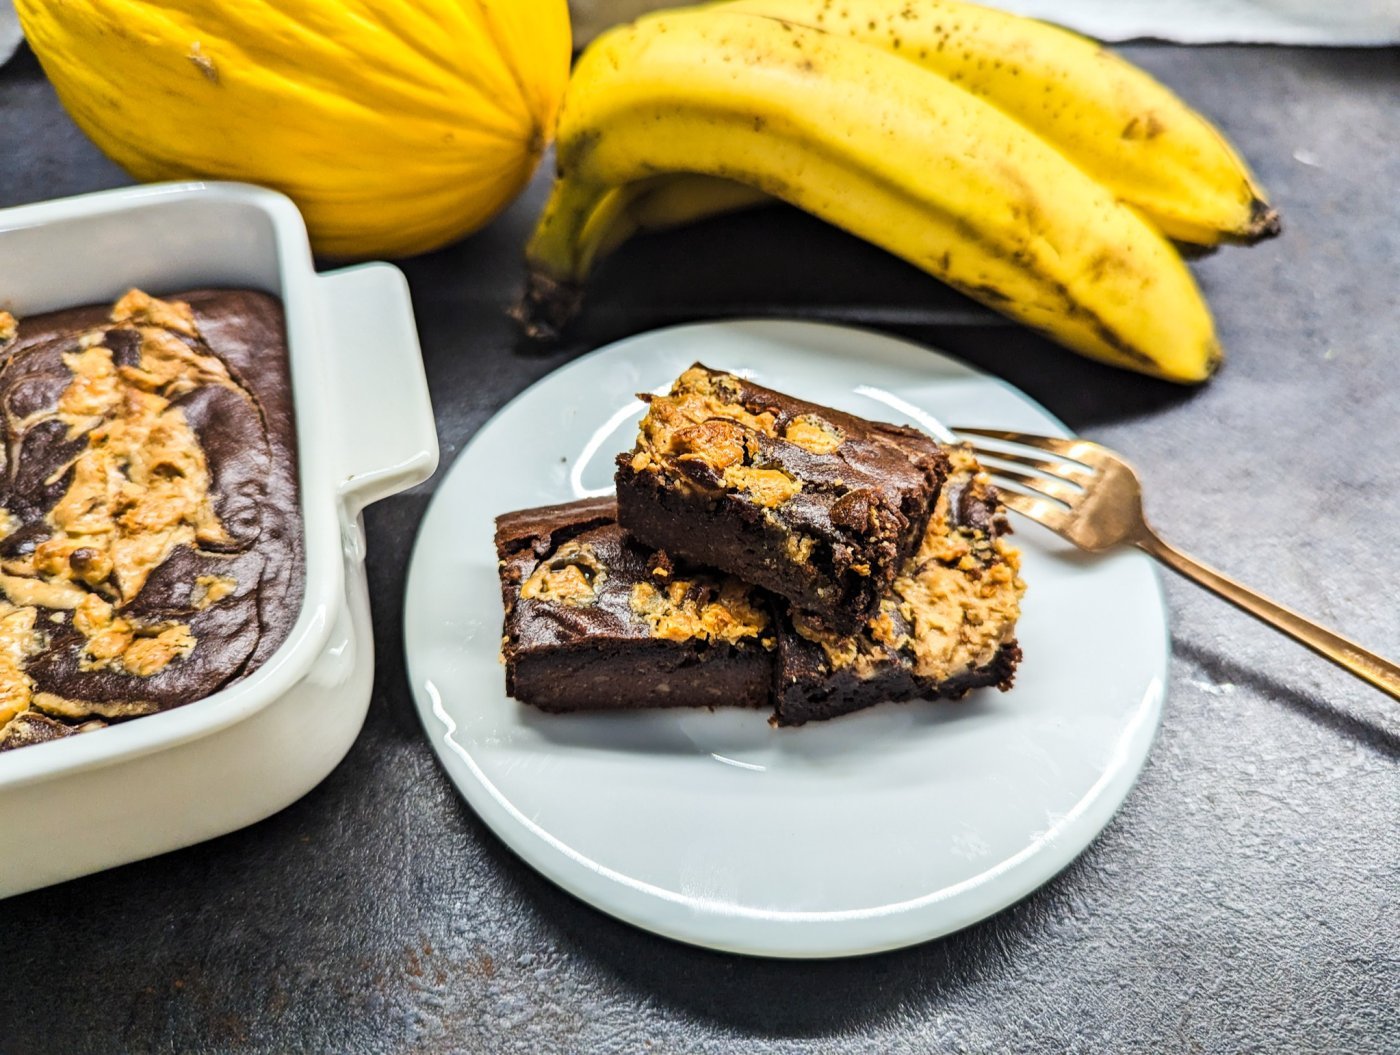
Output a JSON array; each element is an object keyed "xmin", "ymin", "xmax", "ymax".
[
  {"xmin": 570, "ymin": 0, "xmax": 1400, "ymax": 45},
  {"xmin": 995, "ymin": 0, "xmax": 1400, "ymax": 45}
]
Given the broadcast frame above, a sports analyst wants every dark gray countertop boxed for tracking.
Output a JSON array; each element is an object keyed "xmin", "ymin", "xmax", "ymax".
[{"xmin": 2, "ymin": 42, "xmax": 1397, "ymax": 1055}]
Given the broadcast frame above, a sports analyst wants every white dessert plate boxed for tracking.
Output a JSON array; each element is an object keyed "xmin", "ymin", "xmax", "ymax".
[{"xmin": 404, "ymin": 320, "xmax": 1167, "ymax": 959}]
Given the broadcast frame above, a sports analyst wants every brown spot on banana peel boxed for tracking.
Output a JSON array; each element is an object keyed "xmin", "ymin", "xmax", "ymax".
[
  {"xmin": 1085, "ymin": 320, "xmax": 1159, "ymax": 370},
  {"xmin": 967, "ymin": 283, "xmax": 1012, "ymax": 304},
  {"xmin": 1084, "ymin": 305, "xmax": 1220, "ymax": 381},
  {"xmin": 1039, "ymin": 275, "xmax": 1178, "ymax": 374},
  {"xmin": 1084, "ymin": 248, "xmax": 1135, "ymax": 283},
  {"xmin": 993, "ymin": 159, "xmax": 1047, "ymax": 235},
  {"xmin": 704, "ymin": 165, "xmax": 793, "ymax": 201},
  {"xmin": 556, "ymin": 129, "xmax": 600, "ymax": 181},
  {"xmin": 1120, "ymin": 113, "xmax": 1165, "ymax": 140}
]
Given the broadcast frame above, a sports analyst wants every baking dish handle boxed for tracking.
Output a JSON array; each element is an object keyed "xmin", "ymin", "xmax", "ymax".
[{"xmin": 314, "ymin": 263, "xmax": 439, "ymax": 518}]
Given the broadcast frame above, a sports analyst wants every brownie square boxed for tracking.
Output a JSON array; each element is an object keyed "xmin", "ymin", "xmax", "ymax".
[
  {"xmin": 773, "ymin": 447, "xmax": 1024, "ymax": 725},
  {"xmin": 496, "ymin": 497, "xmax": 775, "ymax": 713},
  {"xmin": 615, "ymin": 364, "xmax": 949, "ymax": 637}
]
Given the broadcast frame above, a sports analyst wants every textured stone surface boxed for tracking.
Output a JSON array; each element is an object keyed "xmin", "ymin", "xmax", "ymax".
[{"xmin": 2, "ymin": 43, "xmax": 1397, "ymax": 1055}]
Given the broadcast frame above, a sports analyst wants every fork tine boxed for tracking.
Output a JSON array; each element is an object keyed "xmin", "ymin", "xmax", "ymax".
[
  {"xmin": 960, "ymin": 444, "xmax": 1095, "ymax": 485},
  {"xmin": 981, "ymin": 465, "xmax": 1082, "ymax": 504},
  {"xmin": 954, "ymin": 427, "xmax": 1107, "ymax": 468},
  {"xmin": 998, "ymin": 490, "xmax": 1072, "ymax": 533}
]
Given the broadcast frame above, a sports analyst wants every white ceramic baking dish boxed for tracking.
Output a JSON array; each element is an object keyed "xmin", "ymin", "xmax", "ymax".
[{"xmin": 0, "ymin": 182, "xmax": 438, "ymax": 897}]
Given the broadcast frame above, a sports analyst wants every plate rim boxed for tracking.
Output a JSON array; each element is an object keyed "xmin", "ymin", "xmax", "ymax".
[{"xmin": 404, "ymin": 318, "xmax": 1169, "ymax": 958}]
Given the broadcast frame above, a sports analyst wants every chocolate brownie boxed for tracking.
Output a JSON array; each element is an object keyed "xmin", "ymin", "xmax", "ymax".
[
  {"xmin": 615, "ymin": 365, "xmax": 949, "ymax": 636},
  {"xmin": 0, "ymin": 288, "xmax": 304, "ymax": 751},
  {"xmin": 774, "ymin": 447, "xmax": 1024, "ymax": 725},
  {"xmin": 497, "ymin": 497, "xmax": 774, "ymax": 713},
  {"xmin": 0, "ymin": 710, "xmax": 105, "ymax": 751}
]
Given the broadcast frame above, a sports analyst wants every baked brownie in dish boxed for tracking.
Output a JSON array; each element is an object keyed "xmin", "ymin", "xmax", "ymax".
[
  {"xmin": 774, "ymin": 446, "xmax": 1024, "ymax": 725},
  {"xmin": 615, "ymin": 364, "xmax": 949, "ymax": 637},
  {"xmin": 0, "ymin": 289, "xmax": 303, "ymax": 752},
  {"xmin": 497, "ymin": 496, "xmax": 774, "ymax": 712}
]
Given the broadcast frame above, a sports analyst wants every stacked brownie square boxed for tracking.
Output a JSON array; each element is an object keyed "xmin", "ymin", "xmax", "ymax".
[{"xmin": 496, "ymin": 364, "xmax": 1024, "ymax": 725}]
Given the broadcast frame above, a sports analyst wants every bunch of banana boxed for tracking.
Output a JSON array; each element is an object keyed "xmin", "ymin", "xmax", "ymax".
[{"xmin": 519, "ymin": 1, "xmax": 1280, "ymax": 381}]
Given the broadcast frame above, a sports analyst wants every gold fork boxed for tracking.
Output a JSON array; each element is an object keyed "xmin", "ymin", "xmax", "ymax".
[{"xmin": 955, "ymin": 427, "xmax": 1400, "ymax": 701}]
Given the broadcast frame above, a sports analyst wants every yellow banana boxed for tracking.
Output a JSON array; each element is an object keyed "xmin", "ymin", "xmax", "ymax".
[
  {"xmin": 626, "ymin": 175, "xmax": 771, "ymax": 241},
  {"xmin": 723, "ymin": 0, "xmax": 1277, "ymax": 246},
  {"xmin": 566, "ymin": 0, "xmax": 1277, "ymax": 271},
  {"xmin": 523, "ymin": 173, "xmax": 769, "ymax": 339},
  {"xmin": 576, "ymin": 175, "xmax": 770, "ymax": 274},
  {"xmin": 523, "ymin": 9, "xmax": 1219, "ymax": 381}
]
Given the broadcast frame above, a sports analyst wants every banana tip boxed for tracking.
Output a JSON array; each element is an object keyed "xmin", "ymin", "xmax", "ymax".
[
  {"xmin": 1160, "ymin": 340, "xmax": 1223, "ymax": 385},
  {"xmin": 1248, "ymin": 198, "xmax": 1282, "ymax": 241},
  {"xmin": 1203, "ymin": 340, "xmax": 1224, "ymax": 379}
]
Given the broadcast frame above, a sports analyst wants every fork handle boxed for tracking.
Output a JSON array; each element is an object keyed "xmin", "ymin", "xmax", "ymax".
[{"xmin": 1136, "ymin": 531, "xmax": 1400, "ymax": 701}]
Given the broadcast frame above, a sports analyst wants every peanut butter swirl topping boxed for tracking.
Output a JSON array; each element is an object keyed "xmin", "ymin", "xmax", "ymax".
[
  {"xmin": 629, "ymin": 577, "xmax": 771, "ymax": 646},
  {"xmin": 793, "ymin": 447, "xmax": 1025, "ymax": 681},
  {"xmin": 0, "ymin": 290, "xmax": 258, "ymax": 735},
  {"xmin": 521, "ymin": 540, "xmax": 607, "ymax": 607},
  {"xmin": 630, "ymin": 366, "xmax": 833, "ymax": 508}
]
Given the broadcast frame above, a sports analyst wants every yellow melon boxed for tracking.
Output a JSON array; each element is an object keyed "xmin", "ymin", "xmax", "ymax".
[{"xmin": 17, "ymin": 0, "xmax": 572, "ymax": 257}]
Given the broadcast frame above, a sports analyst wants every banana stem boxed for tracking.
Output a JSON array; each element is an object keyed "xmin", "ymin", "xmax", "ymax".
[
  {"xmin": 514, "ymin": 175, "xmax": 614, "ymax": 342},
  {"xmin": 515, "ymin": 173, "xmax": 770, "ymax": 342}
]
